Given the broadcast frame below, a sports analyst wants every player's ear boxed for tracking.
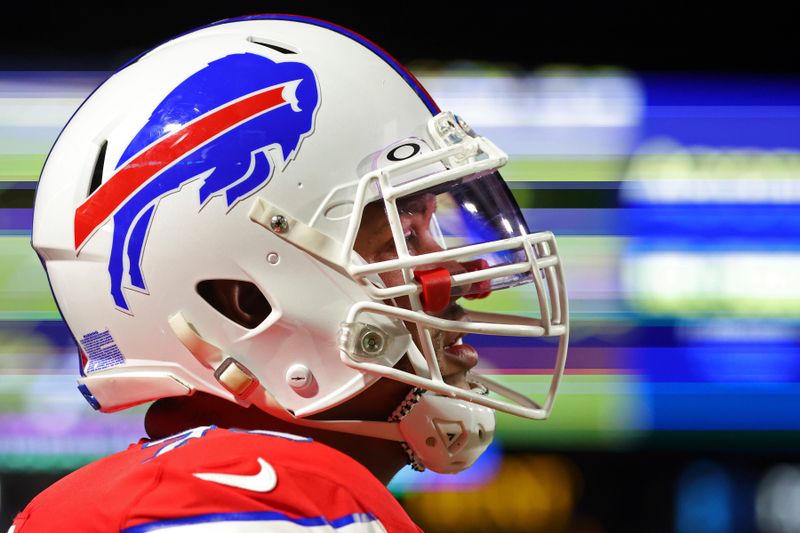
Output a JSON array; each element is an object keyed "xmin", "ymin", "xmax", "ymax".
[{"xmin": 196, "ymin": 279, "xmax": 272, "ymax": 329}]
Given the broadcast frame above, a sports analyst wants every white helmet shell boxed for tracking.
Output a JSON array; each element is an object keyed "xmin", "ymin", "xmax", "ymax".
[
  {"xmin": 32, "ymin": 15, "xmax": 569, "ymax": 474},
  {"xmin": 33, "ymin": 16, "xmax": 435, "ymax": 414}
]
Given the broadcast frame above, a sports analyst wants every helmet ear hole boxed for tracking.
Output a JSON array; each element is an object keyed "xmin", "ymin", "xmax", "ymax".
[{"xmin": 196, "ymin": 279, "xmax": 272, "ymax": 329}]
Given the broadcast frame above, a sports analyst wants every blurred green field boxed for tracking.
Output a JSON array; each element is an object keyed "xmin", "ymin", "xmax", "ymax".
[
  {"xmin": 0, "ymin": 154, "xmax": 624, "ymax": 182},
  {"xmin": 0, "ymin": 236, "xmax": 58, "ymax": 319}
]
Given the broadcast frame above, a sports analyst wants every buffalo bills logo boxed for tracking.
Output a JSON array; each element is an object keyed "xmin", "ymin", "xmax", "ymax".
[{"xmin": 73, "ymin": 53, "xmax": 320, "ymax": 312}]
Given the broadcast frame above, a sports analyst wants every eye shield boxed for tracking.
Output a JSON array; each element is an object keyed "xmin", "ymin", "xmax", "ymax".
[{"xmin": 392, "ymin": 169, "xmax": 536, "ymax": 311}]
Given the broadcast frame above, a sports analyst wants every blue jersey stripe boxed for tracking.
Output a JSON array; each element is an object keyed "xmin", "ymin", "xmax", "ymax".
[{"xmin": 123, "ymin": 511, "xmax": 377, "ymax": 532}]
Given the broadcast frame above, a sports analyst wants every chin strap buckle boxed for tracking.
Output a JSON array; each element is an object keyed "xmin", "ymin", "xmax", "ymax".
[
  {"xmin": 214, "ymin": 357, "xmax": 260, "ymax": 398},
  {"xmin": 168, "ymin": 311, "xmax": 259, "ymax": 400}
]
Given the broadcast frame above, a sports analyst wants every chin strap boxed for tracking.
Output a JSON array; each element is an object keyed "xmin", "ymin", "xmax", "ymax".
[
  {"xmin": 388, "ymin": 387, "xmax": 426, "ymax": 472},
  {"xmin": 168, "ymin": 311, "xmax": 405, "ymax": 442},
  {"xmin": 167, "ymin": 310, "xmax": 493, "ymax": 474}
]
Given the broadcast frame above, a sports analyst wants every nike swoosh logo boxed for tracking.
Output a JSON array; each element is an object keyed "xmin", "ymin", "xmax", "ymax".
[{"xmin": 194, "ymin": 457, "xmax": 277, "ymax": 492}]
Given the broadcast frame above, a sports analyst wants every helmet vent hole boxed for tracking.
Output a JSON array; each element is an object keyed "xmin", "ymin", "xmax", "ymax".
[
  {"xmin": 247, "ymin": 36, "xmax": 298, "ymax": 55},
  {"xmin": 87, "ymin": 140, "xmax": 107, "ymax": 198},
  {"xmin": 196, "ymin": 279, "xmax": 272, "ymax": 330}
]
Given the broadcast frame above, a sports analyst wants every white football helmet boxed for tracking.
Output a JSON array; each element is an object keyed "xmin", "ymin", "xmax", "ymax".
[{"xmin": 31, "ymin": 15, "xmax": 569, "ymax": 474}]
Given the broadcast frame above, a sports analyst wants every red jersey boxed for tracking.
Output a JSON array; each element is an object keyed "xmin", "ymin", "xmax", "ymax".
[{"xmin": 11, "ymin": 426, "xmax": 423, "ymax": 533}]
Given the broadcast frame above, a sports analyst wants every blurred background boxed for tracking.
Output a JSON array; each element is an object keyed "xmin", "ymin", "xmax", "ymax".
[{"xmin": 2, "ymin": 3, "xmax": 799, "ymax": 532}]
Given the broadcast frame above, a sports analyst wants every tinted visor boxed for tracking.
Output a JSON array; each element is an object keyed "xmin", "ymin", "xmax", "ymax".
[{"xmin": 396, "ymin": 169, "xmax": 534, "ymax": 298}]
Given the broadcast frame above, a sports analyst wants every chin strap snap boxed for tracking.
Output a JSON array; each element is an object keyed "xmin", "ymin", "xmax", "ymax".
[{"xmin": 167, "ymin": 312, "xmax": 259, "ymax": 399}]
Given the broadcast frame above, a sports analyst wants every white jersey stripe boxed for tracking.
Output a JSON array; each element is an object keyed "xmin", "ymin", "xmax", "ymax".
[
  {"xmin": 123, "ymin": 512, "xmax": 386, "ymax": 533},
  {"xmin": 126, "ymin": 519, "xmax": 387, "ymax": 533}
]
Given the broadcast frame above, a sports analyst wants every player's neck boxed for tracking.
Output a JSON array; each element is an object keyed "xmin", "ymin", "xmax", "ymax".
[{"xmin": 144, "ymin": 392, "xmax": 410, "ymax": 485}]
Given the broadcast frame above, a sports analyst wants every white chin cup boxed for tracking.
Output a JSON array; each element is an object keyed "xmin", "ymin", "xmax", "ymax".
[{"xmin": 397, "ymin": 392, "xmax": 496, "ymax": 474}]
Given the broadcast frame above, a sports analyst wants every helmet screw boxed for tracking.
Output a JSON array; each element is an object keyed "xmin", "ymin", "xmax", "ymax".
[
  {"xmin": 360, "ymin": 329, "xmax": 385, "ymax": 355},
  {"xmin": 435, "ymin": 112, "xmax": 466, "ymax": 145},
  {"xmin": 286, "ymin": 364, "xmax": 313, "ymax": 391},
  {"xmin": 270, "ymin": 214, "xmax": 289, "ymax": 234}
]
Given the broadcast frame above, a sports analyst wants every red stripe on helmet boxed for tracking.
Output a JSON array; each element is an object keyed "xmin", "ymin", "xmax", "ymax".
[{"xmin": 74, "ymin": 82, "xmax": 292, "ymax": 250}]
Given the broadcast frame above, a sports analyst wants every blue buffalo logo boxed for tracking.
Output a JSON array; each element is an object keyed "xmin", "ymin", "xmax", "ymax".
[{"xmin": 74, "ymin": 53, "xmax": 319, "ymax": 312}]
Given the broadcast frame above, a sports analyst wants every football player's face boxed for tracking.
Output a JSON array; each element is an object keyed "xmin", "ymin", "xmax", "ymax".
[{"xmin": 354, "ymin": 195, "xmax": 478, "ymax": 391}]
